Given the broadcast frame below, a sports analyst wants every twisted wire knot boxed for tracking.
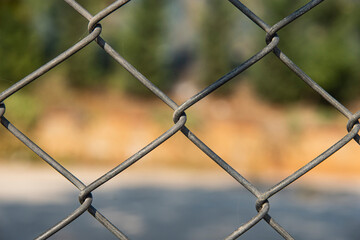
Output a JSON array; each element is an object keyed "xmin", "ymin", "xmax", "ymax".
[
  {"xmin": 0, "ymin": 102, "xmax": 5, "ymax": 117},
  {"xmin": 173, "ymin": 108, "xmax": 187, "ymax": 125},
  {"xmin": 346, "ymin": 111, "xmax": 360, "ymax": 132},
  {"xmin": 346, "ymin": 111, "xmax": 360, "ymax": 144},
  {"xmin": 79, "ymin": 191, "xmax": 93, "ymax": 205},
  {"xmin": 256, "ymin": 194, "xmax": 270, "ymax": 213}
]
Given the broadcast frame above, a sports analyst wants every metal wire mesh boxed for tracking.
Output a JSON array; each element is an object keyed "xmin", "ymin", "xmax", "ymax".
[{"xmin": 1, "ymin": 0, "xmax": 360, "ymax": 239}]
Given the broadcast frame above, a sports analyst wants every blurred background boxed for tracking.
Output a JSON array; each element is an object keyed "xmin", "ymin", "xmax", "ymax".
[{"xmin": 1, "ymin": 0, "xmax": 360, "ymax": 239}]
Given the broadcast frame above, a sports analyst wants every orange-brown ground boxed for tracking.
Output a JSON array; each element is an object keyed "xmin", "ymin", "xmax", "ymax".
[{"xmin": 2, "ymin": 83, "xmax": 360, "ymax": 184}]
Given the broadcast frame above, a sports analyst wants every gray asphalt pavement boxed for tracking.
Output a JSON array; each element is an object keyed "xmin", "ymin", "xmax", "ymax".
[
  {"xmin": 1, "ymin": 185, "xmax": 359, "ymax": 239},
  {"xmin": 0, "ymin": 166, "xmax": 359, "ymax": 240}
]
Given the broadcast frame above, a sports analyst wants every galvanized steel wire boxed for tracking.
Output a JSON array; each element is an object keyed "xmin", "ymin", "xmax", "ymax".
[{"xmin": 1, "ymin": 0, "xmax": 360, "ymax": 239}]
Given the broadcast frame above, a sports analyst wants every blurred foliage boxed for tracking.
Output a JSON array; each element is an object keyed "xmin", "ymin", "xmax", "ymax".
[
  {"xmin": 0, "ymin": 0, "xmax": 43, "ymax": 85},
  {"xmin": 5, "ymin": 93, "xmax": 43, "ymax": 129},
  {"xmin": 113, "ymin": 0, "xmax": 170, "ymax": 96},
  {"xmin": 1, "ymin": 0, "xmax": 360, "ymax": 103},
  {"xmin": 249, "ymin": 0, "xmax": 360, "ymax": 103},
  {"xmin": 36, "ymin": 1, "xmax": 113, "ymax": 88},
  {"xmin": 198, "ymin": 0, "xmax": 236, "ymax": 94}
]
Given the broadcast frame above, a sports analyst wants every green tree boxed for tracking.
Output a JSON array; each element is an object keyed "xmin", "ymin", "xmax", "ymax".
[
  {"xmin": 0, "ymin": 0, "xmax": 43, "ymax": 87},
  {"xmin": 198, "ymin": 0, "xmax": 236, "ymax": 94},
  {"xmin": 42, "ymin": 1, "xmax": 113, "ymax": 88},
  {"xmin": 113, "ymin": 0, "xmax": 169, "ymax": 96},
  {"xmin": 249, "ymin": 0, "xmax": 360, "ymax": 103},
  {"xmin": 0, "ymin": 0, "xmax": 114, "ymax": 90}
]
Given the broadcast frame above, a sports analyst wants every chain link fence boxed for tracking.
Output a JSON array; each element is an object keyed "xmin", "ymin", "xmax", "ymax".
[{"xmin": 1, "ymin": 0, "xmax": 359, "ymax": 239}]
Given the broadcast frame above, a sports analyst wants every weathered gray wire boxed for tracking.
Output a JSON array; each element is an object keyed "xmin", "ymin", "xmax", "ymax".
[{"xmin": 0, "ymin": 0, "xmax": 359, "ymax": 239}]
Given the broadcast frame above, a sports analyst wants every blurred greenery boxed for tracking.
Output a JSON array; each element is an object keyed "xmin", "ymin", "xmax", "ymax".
[
  {"xmin": 113, "ymin": 0, "xmax": 170, "ymax": 96},
  {"xmin": 5, "ymin": 93, "xmax": 43, "ymax": 128},
  {"xmin": 198, "ymin": 0, "xmax": 236, "ymax": 93},
  {"xmin": 249, "ymin": 0, "xmax": 360, "ymax": 103},
  {"xmin": 0, "ymin": 0, "xmax": 43, "ymax": 84},
  {"xmin": 1, "ymin": 0, "xmax": 360, "ymax": 103}
]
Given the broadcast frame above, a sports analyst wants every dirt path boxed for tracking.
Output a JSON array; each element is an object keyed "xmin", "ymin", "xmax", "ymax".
[{"xmin": 2, "ymin": 84, "xmax": 360, "ymax": 185}]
